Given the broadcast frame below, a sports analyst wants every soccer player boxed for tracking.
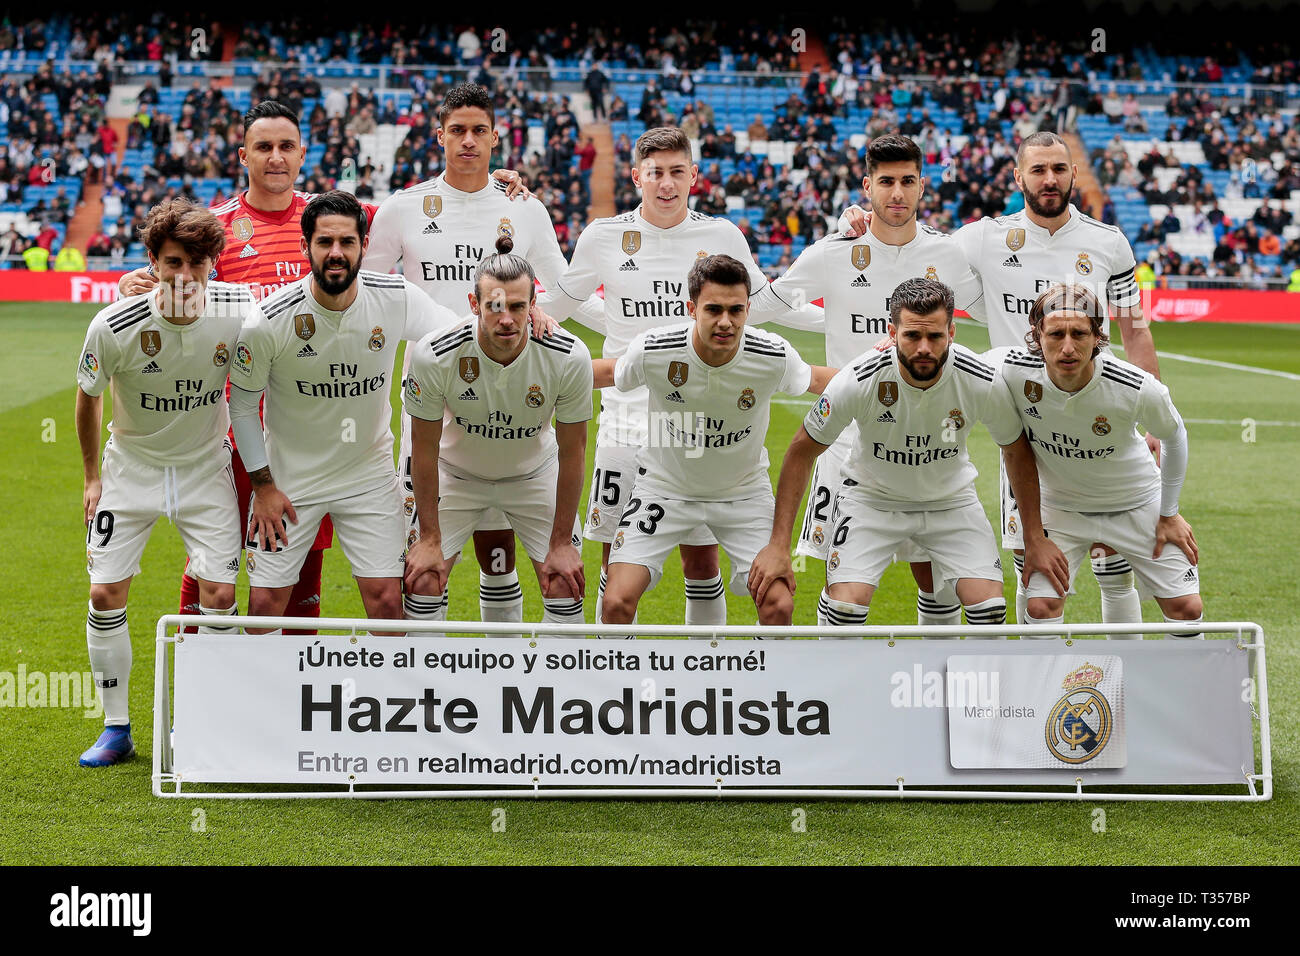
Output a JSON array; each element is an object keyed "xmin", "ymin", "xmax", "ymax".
[
  {"xmin": 118, "ymin": 99, "xmax": 529, "ymax": 632},
  {"xmin": 75, "ymin": 199, "xmax": 261, "ymax": 765},
  {"xmin": 364, "ymin": 83, "xmax": 603, "ymax": 633},
  {"xmin": 228, "ymin": 191, "xmax": 460, "ymax": 632},
  {"xmin": 989, "ymin": 283, "xmax": 1202, "ymax": 639},
  {"xmin": 402, "ymin": 242, "xmax": 592, "ymax": 630},
  {"xmin": 538, "ymin": 126, "xmax": 822, "ymax": 626},
  {"xmin": 750, "ymin": 133, "xmax": 983, "ymax": 629},
  {"xmin": 592, "ymin": 254, "xmax": 833, "ymax": 631},
  {"xmin": 841, "ymin": 131, "xmax": 1159, "ymax": 630},
  {"xmin": 749, "ymin": 277, "xmax": 1067, "ymax": 636}
]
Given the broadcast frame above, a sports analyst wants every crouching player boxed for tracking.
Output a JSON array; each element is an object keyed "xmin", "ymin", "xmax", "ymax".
[
  {"xmin": 402, "ymin": 243, "xmax": 592, "ymax": 631},
  {"xmin": 991, "ymin": 282, "xmax": 1202, "ymax": 638},
  {"xmin": 750, "ymin": 276, "xmax": 1069, "ymax": 637},
  {"xmin": 592, "ymin": 254, "xmax": 834, "ymax": 633},
  {"xmin": 75, "ymin": 199, "xmax": 262, "ymax": 765}
]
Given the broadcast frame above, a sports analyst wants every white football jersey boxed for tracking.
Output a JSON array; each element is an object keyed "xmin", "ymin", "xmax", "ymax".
[
  {"xmin": 954, "ymin": 205, "xmax": 1140, "ymax": 350},
  {"xmin": 615, "ymin": 322, "xmax": 812, "ymax": 501},
  {"xmin": 804, "ymin": 343, "xmax": 1006, "ymax": 511},
  {"xmin": 77, "ymin": 283, "xmax": 260, "ymax": 468},
  {"xmin": 231, "ymin": 272, "xmax": 459, "ymax": 505},
  {"xmin": 988, "ymin": 349, "xmax": 1182, "ymax": 512},
  {"xmin": 364, "ymin": 175, "xmax": 569, "ymax": 312},
  {"xmin": 754, "ymin": 223, "xmax": 984, "ymax": 362},
  {"xmin": 404, "ymin": 319, "xmax": 594, "ymax": 482},
  {"xmin": 539, "ymin": 206, "xmax": 819, "ymax": 446}
]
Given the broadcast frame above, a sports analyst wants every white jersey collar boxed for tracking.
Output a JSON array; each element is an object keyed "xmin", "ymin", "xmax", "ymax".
[
  {"xmin": 434, "ymin": 173, "xmax": 494, "ymax": 200},
  {"xmin": 1022, "ymin": 203, "xmax": 1079, "ymax": 239}
]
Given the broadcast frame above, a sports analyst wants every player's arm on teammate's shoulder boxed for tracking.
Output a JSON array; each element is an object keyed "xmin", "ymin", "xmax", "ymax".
[
  {"xmin": 117, "ymin": 265, "xmax": 158, "ymax": 296},
  {"xmin": 492, "ymin": 167, "xmax": 530, "ymax": 200},
  {"xmin": 807, "ymin": 365, "xmax": 838, "ymax": 394},
  {"xmin": 748, "ymin": 425, "xmax": 829, "ymax": 603},
  {"xmin": 745, "ymin": 249, "xmax": 825, "ymax": 332},
  {"xmin": 75, "ymin": 388, "xmax": 103, "ymax": 525},
  {"xmin": 837, "ymin": 203, "xmax": 869, "ymax": 237},
  {"xmin": 591, "ymin": 358, "xmax": 617, "ymax": 389}
]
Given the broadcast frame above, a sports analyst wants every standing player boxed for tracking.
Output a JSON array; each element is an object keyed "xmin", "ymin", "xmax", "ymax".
[
  {"xmin": 538, "ymin": 126, "xmax": 823, "ymax": 626},
  {"xmin": 402, "ymin": 244, "xmax": 592, "ymax": 630},
  {"xmin": 990, "ymin": 283, "xmax": 1202, "ymax": 638},
  {"xmin": 749, "ymin": 278, "xmax": 1067, "ymax": 636},
  {"xmin": 229, "ymin": 192, "xmax": 460, "ymax": 631},
  {"xmin": 842, "ymin": 131, "xmax": 1159, "ymax": 629},
  {"xmin": 364, "ymin": 84, "xmax": 602, "ymax": 632},
  {"xmin": 75, "ymin": 199, "xmax": 261, "ymax": 765},
  {"xmin": 118, "ymin": 99, "xmax": 529, "ymax": 631},
  {"xmin": 592, "ymin": 255, "xmax": 833, "ymax": 631},
  {"xmin": 750, "ymin": 134, "xmax": 983, "ymax": 630}
]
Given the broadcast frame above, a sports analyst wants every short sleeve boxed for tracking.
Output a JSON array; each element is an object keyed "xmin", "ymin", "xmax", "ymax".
[
  {"xmin": 362, "ymin": 193, "xmax": 405, "ymax": 274},
  {"xmin": 402, "ymin": 282, "xmax": 461, "ymax": 342},
  {"xmin": 554, "ymin": 339, "xmax": 594, "ymax": 424},
  {"xmin": 983, "ymin": 366, "xmax": 1026, "ymax": 446},
  {"xmin": 802, "ymin": 367, "xmax": 860, "ymax": 447},
  {"xmin": 403, "ymin": 337, "xmax": 446, "ymax": 422},
  {"xmin": 612, "ymin": 332, "xmax": 648, "ymax": 392},
  {"xmin": 76, "ymin": 317, "xmax": 115, "ymax": 396},
  {"xmin": 952, "ymin": 218, "xmax": 985, "ymax": 280},
  {"xmin": 230, "ymin": 315, "xmax": 273, "ymax": 393},
  {"xmin": 1107, "ymin": 234, "xmax": 1141, "ymax": 309},
  {"xmin": 777, "ymin": 335, "xmax": 813, "ymax": 395},
  {"xmin": 1135, "ymin": 375, "xmax": 1181, "ymax": 441},
  {"xmin": 765, "ymin": 240, "xmax": 824, "ymax": 313}
]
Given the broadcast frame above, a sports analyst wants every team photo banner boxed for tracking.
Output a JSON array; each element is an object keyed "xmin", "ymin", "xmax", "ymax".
[{"xmin": 170, "ymin": 635, "xmax": 1252, "ymax": 788}]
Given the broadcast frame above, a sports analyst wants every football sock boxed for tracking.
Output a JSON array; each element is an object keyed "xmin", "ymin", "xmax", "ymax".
[
  {"xmin": 197, "ymin": 603, "xmax": 238, "ymax": 635},
  {"xmin": 542, "ymin": 596, "xmax": 585, "ymax": 627},
  {"xmin": 1013, "ymin": 553, "xmax": 1029, "ymax": 625},
  {"xmin": 403, "ymin": 593, "xmax": 447, "ymax": 640},
  {"xmin": 178, "ymin": 571, "xmax": 201, "ymax": 634},
  {"xmin": 86, "ymin": 602, "xmax": 131, "ymax": 726},
  {"xmin": 917, "ymin": 589, "xmax": 961, "ymax": 629},
  {"xmin": 962, "ymin": 597, "xmax": 1007, "ymax": 639},
  {"xmin": 1165, "ymin": 613, "xmax": 1204, "ymax": 640},
  {"xmin": 816, "ymin": 588, "xmax": 869, "ymax": 638},
  {"xmin": 1023, "ymin": 611, "xmax": 1063, "ymax": 640},
  {"xmin": 283, "ymin": 549, "xmax": 324, "ymax": 636},
  {"xmin": 479, "ymin": 569, "xmax": 523, "ymax": 638},
  {"xmin": 594, "ymin": 568, "xmax": 608, "ymax": 625},
  {"xmin": 684, "ymin": 574, "xmax": 726, "ymax": 628},
  {"xmin": 1092, "ymin": 553, "xmax": 1142, "ymax": 624}
]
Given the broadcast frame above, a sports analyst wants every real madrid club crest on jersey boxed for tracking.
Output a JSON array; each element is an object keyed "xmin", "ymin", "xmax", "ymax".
[
  {"xmin": 526, "ymin": 384, "xmax": 544, "ymax": 408},
  {"xmin": 213, "ymin": 343, "xmax": 229, "ymax": 367},
  {"xmin": 1046, "ymin": 662, "xmax": 1114, "ymax": 765},
  {"xmin": 925, "ymin": 265, "xmax": 938, "ymax": 282},
  {"xmin": 738, "ymin": 388, "xmax": 756, "ymax": 410},
  {"xmin": 498, "ymin": 217, "xmax": 514, "ymax": 242},
  {"xmin": 368, "ymin": 327, "xmax": 386, "ymax": 351},
  {"xmin": 1076, "ymin": 252, "xmax": 1093, "ymax": 275},
  {"xmin": 1092, "ymin": 415, "xmax": 1111, "ymax": 436}
]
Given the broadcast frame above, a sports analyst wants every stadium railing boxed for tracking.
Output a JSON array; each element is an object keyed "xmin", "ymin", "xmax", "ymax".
[{"xmin": 152, "ymin": 614, "xmax": 1271, "ymax": 803}]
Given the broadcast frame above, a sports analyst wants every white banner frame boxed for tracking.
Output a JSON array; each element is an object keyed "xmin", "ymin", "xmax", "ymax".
[{"xmin": 152, "ymin": 616, "xmax": 1271, "ymax": 802}]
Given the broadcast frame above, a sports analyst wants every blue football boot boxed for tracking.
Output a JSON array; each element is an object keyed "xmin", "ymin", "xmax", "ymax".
[{"xmin": 79, "ymin": 724, "xmax": 135, "ymax": 767}]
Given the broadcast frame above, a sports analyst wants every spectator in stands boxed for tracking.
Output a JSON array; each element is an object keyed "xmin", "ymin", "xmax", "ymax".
[
  {"xmin": 747, "ymin": 114, "xmax": 768, "ymax": 142},
  {"xmin": 584, "ymin": 61, "xmax": 609, "ymax": 121}
]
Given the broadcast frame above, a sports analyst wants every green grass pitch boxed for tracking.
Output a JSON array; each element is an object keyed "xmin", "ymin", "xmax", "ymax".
[{"xmin": 1, "ymin": 302, "xmax": 1296, "ymax": 864}]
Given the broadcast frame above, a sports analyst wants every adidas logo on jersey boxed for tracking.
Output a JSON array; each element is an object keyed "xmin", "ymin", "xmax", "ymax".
[
  {"xmin": 665, "ymin": 390, "xmax": 685, "ymax": 404},
  {"xmin": 423, "ymin": 221, "xmax": 441, "ymax": 234},
  {"xmin": 619, "ymin": 258, "xmax": 639, "ymax": 271},
  {"xmin": 459, "ymin": 387, "xmax": 478, "ymax": 401},
  {"xmin": 1002, "ymin": 254, "xmax": 1022, "ymax": 268},
  {"xmin": 850, "ymin": 274, "xmax": 871, "ymax": 287},
  {"xmin": 876, "ymin": 409, "xmax": 896, "ymax": 423},
  {"xmin": 1182, "ymin": 567, "xmax": 1198, "ymax": 582},
  {"xmin": 142, "ymin": 360, "xmax": 161, "ymax": 373},
  {"xmin": 239, "ymin": 243, "xmax": 257, "ymax": 258},
  {"xmin": 1024, "ymin": 406, "xmax": 1042, "ymax": 419},
  {"xmin": 226, "ymin": 558, "xmax": 240, "ymax": 572},
  {"xmin": 297, "ymin": 344, "xmax": 317, "ymax": 358}
]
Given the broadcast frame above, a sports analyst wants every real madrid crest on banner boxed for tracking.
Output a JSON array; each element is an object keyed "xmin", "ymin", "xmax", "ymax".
[
  {"xmin": 738, "ymin": 387, "xmax": 756, "ymax": 410},
  {"xmin": 368, "ymin": 327, "xmax": 386, "ymax": 351},
  {"xmin": 459, "ymin": 357, "xmax": 480, "ymax": 383},
  {"xmin": 851, "ymin": 244, "xmax": 870, "ymax": 270},
  {"xmin": 213, "ymin": 342, "xmax": 229, "ymax": 367},
  {"xmin": 667, "ymin": 361, "xmax": 689, "ymax": 387},
  {"xmin": 498, "ymin": 217, "xmax": 514, "ymax": 241},
  {"xmin": 1024, "ymin": 381, "xmax": 1043, "ymax": 403},
  {"xmin": 878, "ymin": 381, "xmax": 898, "ymax": 406},
  {"xmin": 526, "ymin": 384, "xmax": 544, "ymax": 407},
  {"xmin": 423, "ymin": 195, "xmax": 443, "ymax": 218},
  {"xmin": 1046, "ymin": 662, "xmax": 1114, "ymax": 765},
  {"xmin": 1076, "ymin": 252, "xmax": 1093, "ymax": 275},
  {"xmin": 232, "ymin": 217, "xmax": 254, "ymax": 242},
  {"xmin": 925, "ymin": 265, "xmax": 938, "ymax": 282},
  {"xmin": 1092, "ymin": 415, "xmax": 1111, "ymax": 436},
  {"xmin": 621, "ymin": 231, "xmax": 641, "ymax": 255},
  {"xmin": 1006, "ymin": 228, "xmax": 1026, "ymax": 251},
  {"xmin": 294, "ymin": 314, "xmax": 316, "ymax": 340},
  {"xmin": 139, "ymin": 330, "xmax": 161, "ymax": 357}
]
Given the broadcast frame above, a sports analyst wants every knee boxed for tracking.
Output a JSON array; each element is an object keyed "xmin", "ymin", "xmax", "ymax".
[
  {"xmin": 758, "ymin": 587, "xmax": 793, "ymax": 626},
  {"xmin": 1026, "ymin": 597, "xmax": 1063, "ymax": 620},
  {"xmin": 88, "ymin": 584, "xmax": 126, "ymax": 611},
  {"xmin": 206, "ymin": 584, "xmax": 236, "ymax": 609},
  {"xmin": 680, "ymin": 549, "xmax": 720, "ymax": 578},
  {"xmin": 600, "ymin": 590, "xmax": 638, "ymax": 625},
  {"xmin": 1163, "ymin": 594, "xmax": 1203, "ymax": 620}
]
